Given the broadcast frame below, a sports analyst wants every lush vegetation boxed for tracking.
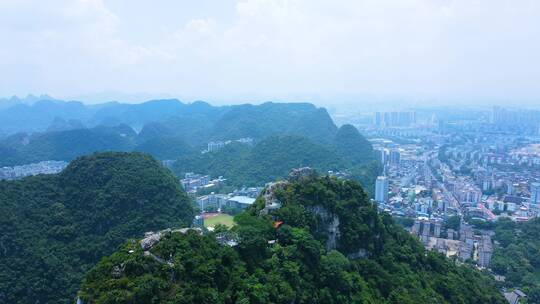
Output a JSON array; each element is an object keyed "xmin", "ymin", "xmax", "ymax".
[
  {"xmin": 0, "ymin": 100, "xmax": 379, "ymax": 194},
  {"xmin": 173, "ymin": 136, "xmax": 342, "ymax": 186},
  {"xmin": 210, "ymin": 103, "xmax": 337, "ymax": 144},
  {"xmin": 0, "ymin": 125, "xmax": 136, "ymax": 166},
  {"xmin": 134, "ymin": 135, "xmax": 195, "ymax": 160},
  {"xmin": 173, "ymin": 132, "xmax": 378, "ymax": 190},
  {"xmin": 79, "ymin": 175, "xmax": 504, "ymax": 304},
  {"xmin": 491, "ymin": 218, "xmax": 540, "ymax": 302},
  {"xmin": 0, "ymin": 100, "xmax": 341, "ymax": 166},
  {"xmin": 333, "ymin": 124, "xmax": 375, "ymax": 165},
  {"xmin": 0, "ymin": 152, "xmax": 194, "ymax": 304}
]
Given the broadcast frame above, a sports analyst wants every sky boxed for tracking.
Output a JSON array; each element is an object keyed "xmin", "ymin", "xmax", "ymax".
[{"xmin": 1, "ymin": 0, "xmax": 540, "ymax": 108}]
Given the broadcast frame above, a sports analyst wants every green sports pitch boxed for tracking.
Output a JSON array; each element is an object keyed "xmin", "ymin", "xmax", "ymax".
[{"xmin": 203, "ymin": 213, "xmax": 235, "ymax": 228}]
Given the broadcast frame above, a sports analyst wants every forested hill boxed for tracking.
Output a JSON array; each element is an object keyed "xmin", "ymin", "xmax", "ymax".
[
  {"xmin": 0, "ymin": 125, "xmax": 136, "ymax": 166},
  {"xmin": 0, "ymin": 98, "xmax": 336, "ymax": 144},
  {"xmin": 209, "ymin": 102, "xmax": 337, "ymax": 144},
  {"xmin": 172, "ymin": 131, "xmax": 379, "ymax": 190},
  {"xmin": 78, "ymin": 173, "xmax": 504, "ymax": 303},
  {"xmin": 173, "ymin": 135, "xmax": 344, "ymax": 186},
  {"xmin": 0, "ymin": 152, "xmax": 194, "ymax": 304},
  {"xmin": 0, "ymin": 99, "xmax": 340, "ymax": 166}
]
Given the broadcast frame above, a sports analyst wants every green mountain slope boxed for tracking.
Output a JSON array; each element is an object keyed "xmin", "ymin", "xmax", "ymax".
[
  {"xmin": 78, "ymin": 173, "xmax": 504, "ymax": 304},
  {"xmin": 491, "ymin": 218, "xmax": 540, "ymax": 301},
  {"xmin": 172, "ymin": 135, "xmax": 346, "ymax": 187},
  {"xmin": 172, "ymin": 123, "xmax": 377, "ymax": 189},
  {"xmin": 134, "ymin": 136, "xmax": 195, "ymax": 160},
  {"xmin": 0, "ymin": 101, "xmax": 343, "ymax": 166},
  {"xmin": 0, "ymin": 152, "xmax": 194, "ymax": 304},
  {"xmin": 334, "ymin": 124, "xmax": 375, "ymax": 165},
  {"xmin": 210, "ymin": 102, "xmax": 337, "ymax": 144},
  {"xmin": 0, "ymin": 125, "xmax": 137, "ymax": 166}
]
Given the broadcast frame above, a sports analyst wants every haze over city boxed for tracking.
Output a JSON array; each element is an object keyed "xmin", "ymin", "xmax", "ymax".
[{"xmin": 1, "ymin": 0, "xmax": 540, "ymax": 107}]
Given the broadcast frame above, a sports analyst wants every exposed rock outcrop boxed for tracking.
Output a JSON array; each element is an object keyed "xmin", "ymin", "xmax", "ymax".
[
  {"xmin": 307, "ymin": 205, "xmax": 341, "ymax": 251},
  {"xmin": 140, "ymin": 228, "xmax": 202, "ymax": 250},
  {"xmin": 260, "ymin": 181, "xmax": 287, "ymax": 214},
  {"xmin": 288, "ymin": 167, "xmax": 316, "ymax": 181}
]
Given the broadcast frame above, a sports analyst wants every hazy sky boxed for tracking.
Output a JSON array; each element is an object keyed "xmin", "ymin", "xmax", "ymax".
[{"xmin": 1, "ymin": 0, "xmax": 539, "ymax": 107}]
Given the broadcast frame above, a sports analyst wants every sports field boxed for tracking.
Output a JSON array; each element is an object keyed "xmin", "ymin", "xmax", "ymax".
[{"xmin": 203, "ymin": 213, "xmax": 235, "ymax": 228}]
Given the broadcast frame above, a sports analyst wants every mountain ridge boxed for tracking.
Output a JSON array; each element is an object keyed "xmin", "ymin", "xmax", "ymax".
[
  {"xmin": 0, "ymin": 99, "xmax": 350, "ymax": 168},
  {"xmin": 77, "ymin": 172, "xmax": 505, "ymax": 304}
]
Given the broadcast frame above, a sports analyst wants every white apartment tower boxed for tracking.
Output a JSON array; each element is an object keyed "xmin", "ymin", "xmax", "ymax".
[{"xmin": 375, "ymin": 176, "xmax": 389, "ymax": 203}]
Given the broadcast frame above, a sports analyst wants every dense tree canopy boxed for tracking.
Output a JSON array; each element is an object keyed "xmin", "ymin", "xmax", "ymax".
[
  {"xmin": 172, "ymin": 134, "xmax": 378, "ymax": 189},
  {"xmin": 0, "ymin": 101, "xmax": 342, "ymax": 167},
  {"xmin": 209, "ymin": 103, "xmax": 337, "ymax": 144},
  {"xmin": 0, "ymin": 152, "xmax": 194, "ymax": 304},
  {"xmin": 333, "ymin": 124, "xmax": 376, "ymax": 165},
  {"xmin": 134, "ymin": 135, "xmax": 195, "ymax": 160},
  {"xmin": 79, "ymin": 175, "xmax": 504, "ymax": 304},
  {"xmin": 0, "ymin": 125, "xmax": 136, "ymax": 166},
  {"xmin": 491, "ymin": 218, "xmax": 540, "ymax": 300}
]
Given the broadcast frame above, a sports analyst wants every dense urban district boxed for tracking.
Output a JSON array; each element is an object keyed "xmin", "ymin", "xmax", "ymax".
[{"xmin": 351, "ymin": 107, "xmax": 540, "ymax": 303}]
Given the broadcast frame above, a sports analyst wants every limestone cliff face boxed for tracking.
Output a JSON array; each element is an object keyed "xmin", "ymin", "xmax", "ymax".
[
  {"xmin": 306, "ymin": 205, "xmax": 340, "ymax": 251},
  {"xmin": 260, "ymin": 181, "xmax": 287, "ymax": 215},
  {"xmin": 307, "ymin": 204, "xmax": 369, "ymax": 259}
]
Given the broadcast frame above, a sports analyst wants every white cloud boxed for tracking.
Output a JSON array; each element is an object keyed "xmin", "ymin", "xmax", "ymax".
[
  {"xmin": 1, "ymin": 0, "xmax": 539, "ymax": 106},
  {"xmin": 185, "ymin": 18, "xmax": 216, "ymax": 34}
]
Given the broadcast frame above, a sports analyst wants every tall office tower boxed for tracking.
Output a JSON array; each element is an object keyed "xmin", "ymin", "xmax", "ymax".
[
  {"xmin": 376, "ymin": 111, "xmax": 416, "ymax": 128},
  {"xmin": 374, "ymin": 112, "xmax": 382, "ymax": 127},
  {"xmin": 398, "ymin": 111, "xmax": 416, "ymax": 126},
  {"xmin": 434, "ymin": 221, "xmax": 442, "ymax": 238},
  {"xmin": 507, "ymin": 182, "xmax": 515, "ymax": 195},
  {"xmin": 378, "ymin": 149, "xmax": 389, "ymax": 164},
  {"xmin": 375, "ymin": 176, "xmax": 389, "ymax": 203},
  {"xmin": 389, "ymin": 150, "xmax": 401, "ymax": 165},
  {"xmin": 390, "ymin": 112, "xmax": 399, "ymax": 126},
  {"xmin": 489, "ymin": 106, "xmax": 500, "ymax": 124},
  {"xmin": 530, "ymin": 182, "xmax": 540, "ymax": 205}
]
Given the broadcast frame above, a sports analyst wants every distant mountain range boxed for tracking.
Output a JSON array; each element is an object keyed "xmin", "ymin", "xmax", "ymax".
[
  {"xmin": 0, "ymin": 94, "xmax": 59, "ymax": 110},
  {"xmin": 0, "ymin": 96, "xmax": 379, "ymax": 190},
  {"xmin": 0, "ymin": 97, "xmax": 336, "ymax": 139},
  {"xmin": 0, "ymin": 97, "xmax": 344, "ymax": 165}
]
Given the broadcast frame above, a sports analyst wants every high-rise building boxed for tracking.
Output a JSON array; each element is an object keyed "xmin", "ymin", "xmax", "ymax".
[
  {"xmin": 374, "ymin": 112, "xmax": 382, "ymax": 127},
  {"xmin": 433, "ymin": 222, "xmax": 442, "ymax": 238},
  {"xmin": 507, "ymin": 182, "xmax": 516, "ymax": 195},
  {"xmin": 207, "ymin": 141, "xmax": 225, "ymax": 152},
  {"xmin": 482, "ymin": 180, "xmax": 492, "ymax": 192},
  {"xmin": 373, "ymin": 111, "xmax": 416, "ymax": 127},
  {"xmin": 390, "ymin": 150, "xmax": 401, "ymax": 165},
  {"xmin": 530, "ymin": 182, "xmax": 540, "ymax": 205},
  {"xmin": 377, "ymin": 149, "xmax": 389, "ymax": 164},
  {"xmin": 478, "ymin": 235, "xmax": 493, "ymax": 268},
  {"xmin": 375, "ymin": 176, "xmax": 389, "ymax": 203},
  {"xmin": 490, "ymin": 106, "xmax": 540, "ymax": 128}
]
